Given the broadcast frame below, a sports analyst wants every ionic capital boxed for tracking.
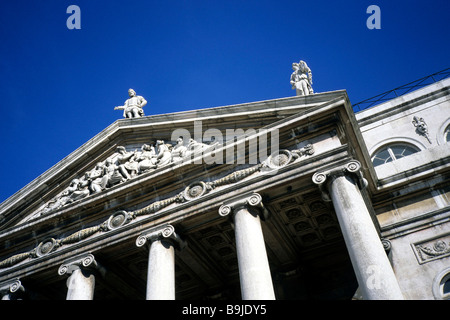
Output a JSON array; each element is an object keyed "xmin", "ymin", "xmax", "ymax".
[
  {"xmin": 136, "ymin": 224, "xmax": 186, "ymax": 250},
  {"xmin": 58, "ymin": 253, "xmax": 102, "ymax": 276},
  {"xmin": 312, "ymin": 160, "xmax": 368, "ymax": 201},
  {"xmin": 218, "ymin": 192, "xmax": 269, "ymax": 220},
  {"xmin": 0, "ymin": 279, "xmax": 24, "ymax": 296}
]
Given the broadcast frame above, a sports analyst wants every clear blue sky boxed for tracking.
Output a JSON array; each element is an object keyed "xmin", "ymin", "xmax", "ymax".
[{"xmin": 0, "ymin": 0, "xmax": 449, "ymax": 203}]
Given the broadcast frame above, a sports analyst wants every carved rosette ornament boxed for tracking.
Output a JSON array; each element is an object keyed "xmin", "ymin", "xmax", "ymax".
[
  {"xmin": 36, "ymin": 238, "xmax": 59, "ymax": 257},
  {"xmin": 136, "ymin": 224, "xmax": 186, "ymax": 250},
  {"xmin": 312, "ymin": 160, "xmax": 368, "ymax": 201},
  {"xmin": 265, "ymin": 145, "xmax": 314, "ymax": 170},
  {"xmin": 183, "ymin": 181, "xmax": 207, "ymax": 200},
  {"xmin": 107, "ymin": 210, "xmax": 132, "ymax": 230}
]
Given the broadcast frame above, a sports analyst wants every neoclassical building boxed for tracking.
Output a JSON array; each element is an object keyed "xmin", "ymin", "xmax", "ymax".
[{"xmin": 0, "ymin": 69, "xmax": 449, "ymax": 300}]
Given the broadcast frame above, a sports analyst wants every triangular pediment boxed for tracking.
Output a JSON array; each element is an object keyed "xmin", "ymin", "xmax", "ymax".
[{"xmin": 0, "ymin": 90, "xmax": 370, "ymax": 234}]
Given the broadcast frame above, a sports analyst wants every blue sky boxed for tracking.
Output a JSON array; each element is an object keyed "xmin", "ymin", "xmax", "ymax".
[{"xmin": 0, "ymin": 0, "xmax": 449, "ymax": 203}]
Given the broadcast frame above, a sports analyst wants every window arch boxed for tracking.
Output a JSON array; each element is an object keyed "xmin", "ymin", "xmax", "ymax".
[
  {"xmin": 445, "ymin": 124, "xmax": 450, "ymax": 142},
  {"xmin": 371, "ymin": 143, "xmax": 420, "ymax": 167},
  {"xmin": 433, "ymin": 268, "xmax": 450, "ymax": 300}
]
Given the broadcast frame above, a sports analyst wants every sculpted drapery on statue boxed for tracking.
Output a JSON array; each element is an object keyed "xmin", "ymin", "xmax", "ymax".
[
  {"xmin": 290, "ymin": 60, "xmax": 313, "ymax": 96},
  {"xmin": 114, "ymin": 88, "xmax": 147, "ymax": 118}
]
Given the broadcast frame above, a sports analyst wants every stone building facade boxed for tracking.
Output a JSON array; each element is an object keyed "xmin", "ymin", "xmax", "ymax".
[{"xmin": 0, "ymin": 76, "xmax": 449, "ymax": 300}]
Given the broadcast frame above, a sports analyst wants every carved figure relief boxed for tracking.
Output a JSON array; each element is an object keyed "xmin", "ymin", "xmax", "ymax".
[
  {"xmin": 35, "ymin": 138, "xmax": 225, "ymax": 217},
  {"xmin": 412, "ymin": 116, "xmax": 432, "ymax": 144},
  {"xmin": 414, "ymin": 236, "xmax": 450, "ymax": 264}
]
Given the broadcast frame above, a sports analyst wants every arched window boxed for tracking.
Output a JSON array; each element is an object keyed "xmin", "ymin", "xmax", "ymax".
[
  {"xmin": 433, "ymin": 268, "xmax": 450, "ymax": 300},
  {"xmin": 445, "ymin": 124, "xmax": 450, "ymax": 142},
  {"xmin": 371, "ymin": 143, "xmax": 420, "ymax": 167}
]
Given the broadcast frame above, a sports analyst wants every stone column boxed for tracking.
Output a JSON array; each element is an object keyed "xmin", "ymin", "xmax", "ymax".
[
  {"xmin": 0, "ymin": 279, "xmax": 24, "ymax": 300},
  {"xmin": 312, "ymin": 160, "xmax": 404, "ymax": 300},
  {"xmin": 136, "ymin": 224, "xmax": 185, "ymax": 300},
  {"xmin": 219, "ymin": 192, "xmax": 275, "ymax": 300},
  {"xmin": 58, "ymin": 253, "xmax": 100, "ymax": 300}
]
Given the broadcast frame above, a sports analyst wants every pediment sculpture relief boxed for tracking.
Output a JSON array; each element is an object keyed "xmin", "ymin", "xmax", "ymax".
[{"xmin": 36, "ymin": 138, "xmax": 215, "ymax": 217}]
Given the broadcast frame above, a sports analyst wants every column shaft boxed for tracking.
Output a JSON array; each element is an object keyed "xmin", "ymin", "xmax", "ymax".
[
  {"xmin": 234, "ymin": 206, "xmax": 275, "ymax": 300},
  {"xmin": 136, "ymin": 224, "xmax": 184, "ymax": 300},
  {"xmin": 329, "ymin": 174, "xmax": 404, "ymax": 300},
  {"xmin": 146, "ymin": 239, "xmax": 175, "ymax": 300},
  {"xmin": 66, "ymin": 267, "xmax": 95, "ymax": 300}
]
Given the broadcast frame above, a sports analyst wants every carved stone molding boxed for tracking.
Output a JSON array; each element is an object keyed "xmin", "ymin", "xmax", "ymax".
[
  {"xmin": 58, "ymin": 253, "xmax": 100, "ymax": 276},
  {"xmin": 312, "ymin": 160, "xmax": 368, "ymax": 202},
  {"xmin": 219, "ymin": 192, "xmax": 269, "ymax": 221},
  {"xmin": 136, "ymin": 224, "xmax": 186, "ymax": 250},
  {"xmin": 412, "ymin": 234, "xmax": 450, "ymax": 264},
  {"xmin": 412, "ymin": 116, "xmax": 432, "ymax": 144}
]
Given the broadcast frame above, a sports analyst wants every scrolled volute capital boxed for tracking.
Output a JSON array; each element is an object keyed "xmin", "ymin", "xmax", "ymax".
[
  {"xmin": 136, "ymin": 224, "xmax": 186, "ymax": 250},
  {"xmin": 218, "ymin": 192, "xmax": 269, "ymax": 220},
  {"xmin": 312, "ymin": 160, "xmax": 368, "ymax": 201},
  {"xmin": 0, "ymin": 279, "xmax": 24, "ymax": 295},
  {"xmin": 58, "ymin": 253, "xmax": 99, "ymax": 276}
]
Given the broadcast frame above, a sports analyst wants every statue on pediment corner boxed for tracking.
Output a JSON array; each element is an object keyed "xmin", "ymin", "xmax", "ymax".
[
  {"xmin": 290, "ymin": 60, "xmax": 314, "ymax": 96},
  {"xmin": 114, "ymin": 88, "xmax": 147, "ymax": 118}
]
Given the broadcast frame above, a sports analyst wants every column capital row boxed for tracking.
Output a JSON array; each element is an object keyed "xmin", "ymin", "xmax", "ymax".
[
  {"xmin": 136, "ymin": 224, "xmax": 186, "ymax": 250},
  {"xmin": 218, "ymin": 192, "xmax": 269, "ymax": 220},
  {"xmin": 312, "ymin": 160, "xmax": 368, "ymax": 201}
]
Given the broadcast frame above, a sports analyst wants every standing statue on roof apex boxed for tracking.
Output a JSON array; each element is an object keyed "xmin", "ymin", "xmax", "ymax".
[
  {"xmin": 290, "ymin": 60, "xmax": 314, "ymax": 96},
  {"xmin": 114, "ymin": 88, "xmax": 147, "ymax": 118}
]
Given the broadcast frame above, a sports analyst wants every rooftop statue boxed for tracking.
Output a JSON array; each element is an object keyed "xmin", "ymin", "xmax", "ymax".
[
  {"xmin": 290, "ymin": 60, "xmax": 314, "ymax": 96},
  {"xmin": 114, "ymin": 89, "xmax": 147, "ymax": 118}
]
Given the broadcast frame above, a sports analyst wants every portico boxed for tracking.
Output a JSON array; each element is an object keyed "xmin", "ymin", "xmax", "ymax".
[{"xmin": 0, "ymin": 89, "xmax": 404, "ymax": 300}]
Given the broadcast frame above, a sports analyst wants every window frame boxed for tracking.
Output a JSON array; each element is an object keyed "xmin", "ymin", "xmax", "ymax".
[{"xmin": 371, "ymin": 143, "xmax": 420, "ymax": 167}]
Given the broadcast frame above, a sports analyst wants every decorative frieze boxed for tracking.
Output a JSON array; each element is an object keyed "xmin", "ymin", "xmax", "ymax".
[
  {"xmin": 0, "ymin": 146, "xmax": 314, "ymax": 270},
  {"xmin": 33, "ymin": 141, "xmax": 314, "ymax": 219},
  {"xmin": 412, "ymin": 234, "xmax": 450, "ymax": 264}
]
